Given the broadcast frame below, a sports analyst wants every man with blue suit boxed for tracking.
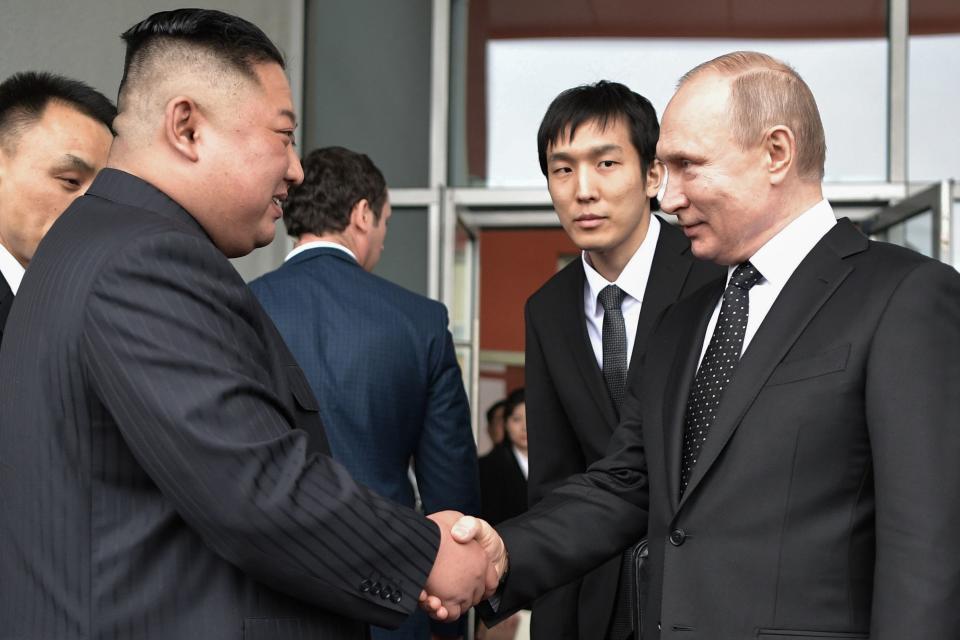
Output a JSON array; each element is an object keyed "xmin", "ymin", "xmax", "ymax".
[{"xmin": 251, "ymin": 146, "xmax": 480, "ymax": 640}]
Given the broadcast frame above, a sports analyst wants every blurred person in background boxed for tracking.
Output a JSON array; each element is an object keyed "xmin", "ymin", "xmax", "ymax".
[{"xmin": 485, "ymin": 398, "xmax": 508, "ymax": 448}]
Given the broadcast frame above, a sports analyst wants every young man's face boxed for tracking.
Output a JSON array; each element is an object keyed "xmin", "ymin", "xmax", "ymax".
[
  {"xmin": 0, "ymin": 101, "xmax": 112, "ymax": 266},
  {"xmin": 545, "ymin": 117, "xmax": 661, "ymax": 262}
]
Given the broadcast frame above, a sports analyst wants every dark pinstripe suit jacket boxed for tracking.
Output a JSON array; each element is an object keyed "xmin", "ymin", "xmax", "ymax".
[{"xmin": 0, "ymin": 169, "xmax": 440, "ymax": 639}]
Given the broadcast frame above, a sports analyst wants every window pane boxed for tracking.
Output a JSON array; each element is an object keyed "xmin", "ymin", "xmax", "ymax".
[
  {"xmin": 881, "ymin": 210, "xmax": 935, "ymax": 258},
  {"xmin": 372, "ymin": 208, "xmax": 429, "ymax": 296},
  {"xmin": 484, "ymin": 38, "xmax": 886, "ymax": 187},
  {"xmin": 452, "ymin": 0, "xmax": 888, "ymax": 187},
  {"xmin": 908, "ymin": 0, "xmax": 960, "ymax": 182},
  {"xmin": 304, "ymin": 0, "xmax": 431, "ymax": 187}
]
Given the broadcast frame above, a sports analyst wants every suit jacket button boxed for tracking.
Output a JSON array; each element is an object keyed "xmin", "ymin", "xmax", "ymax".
[
  {"xmin": 371, "ymin": 582, "xmax": 382, "ymax": 596},
  {"xmin": 360, "ymin": 579, "xmax": 372, "ymax": 592},
  {"xmin": 392, "ymin": 592, "xmax": 402, "ymax": 604},
  {"xmin": 669, "ymin": 529, "xmax": 687, "ymax": 546},
  {"xmin": 380, "ymin": 586, "xmax": 393, "ymax": 599}
]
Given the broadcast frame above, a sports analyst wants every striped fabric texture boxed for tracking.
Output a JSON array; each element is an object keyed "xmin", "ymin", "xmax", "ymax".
[{"xmin": 0, "ymin": 169, "xmax": 440, "ymax": 639}]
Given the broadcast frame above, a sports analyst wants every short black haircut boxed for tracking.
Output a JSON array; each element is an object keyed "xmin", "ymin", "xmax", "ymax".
[
  {"xmin": 119, "ymin": 8, "xmax": 285, "ymax": 100},
  {"xmin": 0, "ymin": 72, "xmax": 116, "ymax": 153},
  {"xmin": 503, "ymin": 387, "xmax": 525, "ymax": 423},
  {"xmin": 537, "ymin": 80, "xmax": 660, "ymax": 210},
  {"xmin": 485, "ymin": 399, "xmax": 507, "ymax": 426},
  {"xmin": 284, "ymin": 146, "xmax": 388, "ymax": 238}
]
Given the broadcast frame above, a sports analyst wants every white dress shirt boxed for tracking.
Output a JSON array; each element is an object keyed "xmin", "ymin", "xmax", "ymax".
[
  {"xmin": 512, "ymin": 446, "xmax": 529, "ymax": 479},
  {"xmin": 285, "ymin": 239, "xmax": 357, "ymax": 263},
  {"xmin": 698, "ymin": 199, "xmax": 837, "ymax": 366},
  {"xmin": 0, "ymin": 244, "xmax": 25, "ymax": 294},
  {"xmin": 583, "ymin": 215, "xmax": 661, "ymax": 369}
]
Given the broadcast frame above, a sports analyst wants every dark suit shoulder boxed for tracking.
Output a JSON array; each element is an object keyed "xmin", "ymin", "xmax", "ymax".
[
  {"xmin": 42, "ymin": 194, "xmax": 212, "ymax": 267},
  {"xmin": 366, "ymin": 268, "xmax": 448, "ymax": 321},
  {"xmin": 861, "ymin": 237, "xmax": 944, "ymax": 270},
  {"xmin": 526, "ymin": 256, "xmax": 583, "ymax": 319},
  {"xmin": 264, "ymin": 250, "xmax": 445, "ymax": 315}
]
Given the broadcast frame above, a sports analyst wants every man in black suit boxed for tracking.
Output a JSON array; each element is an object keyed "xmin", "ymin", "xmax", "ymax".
[
  {"xmin": 250, "ymin": 146, "xmax": 481, "ymax": 640},
  {"xmin": 0, "ymin": 71, "xmax": 114, "ymax": 340},
  {"xmin": 0, "ymin": 10, "xmax": 492, "ymax": 640},
  {"xmin": 524, "ymin": 81, "xmax": 721, "ymax": 640},
  {"xmin": 434, "ymin": 51, "xmax": 960, "ymax": 639}
]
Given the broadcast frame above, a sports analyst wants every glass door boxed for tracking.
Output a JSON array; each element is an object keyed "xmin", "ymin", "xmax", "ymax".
[{"xmin": 861, "ymin": 180, "xmax": 953, "ymax": 264}]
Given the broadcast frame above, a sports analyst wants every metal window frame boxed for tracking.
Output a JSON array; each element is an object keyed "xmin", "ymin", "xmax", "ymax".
[{"xmin": 862, "ymin": 180, "xmax": 954, "ymax": 262}]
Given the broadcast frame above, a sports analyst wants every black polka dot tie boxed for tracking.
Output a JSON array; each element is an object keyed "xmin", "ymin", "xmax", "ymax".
[
  {"xmin": 679, "ymin": 261, "xmax": 763, "ymax": 498},
  {"xmin": 599, "ymin": 284, "xmax": 628, "ymax": 414}
]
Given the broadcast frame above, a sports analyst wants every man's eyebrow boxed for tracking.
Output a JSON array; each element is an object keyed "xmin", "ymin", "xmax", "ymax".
[
  {"xmin": 588, "ymin": 144, "xmax": 622, "ymax": 156},
  {"xmin": 548, "ymin": 144, "xmax": 623, "ymax": 164},
  {"xmin": 54, "ymin": 154, "xmax": 95, "ymax": 173},
  {"xmin": 278, "ymin": 109, "xmax": 297, "ymax": 127}
]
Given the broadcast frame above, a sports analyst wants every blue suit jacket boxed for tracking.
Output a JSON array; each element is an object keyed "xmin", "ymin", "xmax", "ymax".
[{"xmin": 250, "ymin": 246, "xmax": 480, "ymax": 638}]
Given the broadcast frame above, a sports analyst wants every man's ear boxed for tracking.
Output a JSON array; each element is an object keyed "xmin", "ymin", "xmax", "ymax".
[
  {"xmin": 763, "ymin": 125, "xmax": 795, "ymax": 185},
  {"xmin": 645, "ymin": 159, "xmax": 665, "ymax": 197},
  {"xmin": 163, "ymin": 96, "xmax": 202, "ymax": 162},
  {"xmin": 350, "ymin": 198, "xmax": 373, "ymax": 233}
]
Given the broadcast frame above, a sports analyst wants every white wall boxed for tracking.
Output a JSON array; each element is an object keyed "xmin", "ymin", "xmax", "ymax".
[{"xmin": 486, "ymin": 37, "xmax": 889, "ymax": 187}]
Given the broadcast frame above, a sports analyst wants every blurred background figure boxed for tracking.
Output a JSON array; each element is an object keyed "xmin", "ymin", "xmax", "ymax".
[
  {"xmin": 250, "ymin": 146, "xmax": 480, "ymax": 640},
  {"xmin": 485, "ymin": 398, "xmax": 508, "ymax": 447},
  {"xmin": 479, "ymin": 388, "xmax": 527, "ymax": 528},
  {"xmin": 478, "ymin": 387, "xmax": 529, "ymax": 640}
]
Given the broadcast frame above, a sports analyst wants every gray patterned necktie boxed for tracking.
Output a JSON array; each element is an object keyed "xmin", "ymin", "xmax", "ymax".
[
  {"xmin": 679, "ymin": 262, "xmax": 763, "ymax": 497},
  {"xmin": 599, "ymin": 283, "xmax": 635, "ymax": 640},
  {"xmin": 599, "ymin": 284, "xmax": 628, "ymax": 413}
]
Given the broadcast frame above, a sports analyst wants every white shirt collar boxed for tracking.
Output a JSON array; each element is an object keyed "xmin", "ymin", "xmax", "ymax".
[
  {"xmin": 511, "ymin": 445, "xmax": 529, "ymax": 479},
  {"xmin": 285, "ymin": 240, "xmax": 357, "ymax": 263},
  {"xmin": 741, "ymin": 199, "xmax": 836, "ymax": 288},
  {"xmin": 698, "ymin": 199, "xmax": 837, "ymax": 367},
  {"xmin": 0, "ymin": 243, "xmax": 25, "ymax": 294},
  {"xmin": 582, "ymin": 215, "xmax": 661, "ymax": 307}
]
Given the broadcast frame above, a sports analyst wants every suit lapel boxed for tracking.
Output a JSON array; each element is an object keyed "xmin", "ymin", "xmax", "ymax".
[
  {"xmin": 0, "ymin": 273, "xmax": 13, "ymax": 340},
  {"xmin": 560, "ymin": 260, "xmax": 620, "ymax": 428},
  {"xmin": 626, "ymin": 219, "xmax": 694, "ymax": 390},
  {"xmin": 677, "ymin": 221, "xmax": 866, "ymax": 508},
  {"xmin": 662, "ymin": 282, "xmax": 722, "ymax": 511}
]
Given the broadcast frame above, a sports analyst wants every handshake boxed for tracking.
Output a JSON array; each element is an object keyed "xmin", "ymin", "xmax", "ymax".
[{"xmin": 419, "ymin": 511, "xmax": 509, "ymax": 621}]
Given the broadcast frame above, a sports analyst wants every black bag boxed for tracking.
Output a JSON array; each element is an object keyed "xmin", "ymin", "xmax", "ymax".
[{"xmin": 608, "ymin": 538, "xmax": 649, "ymax": 640}]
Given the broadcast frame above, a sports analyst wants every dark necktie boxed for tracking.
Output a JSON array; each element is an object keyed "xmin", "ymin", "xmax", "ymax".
[
  {"xmin": 679, "ymin": 261, "xmax": 763, "ymax": 497},
  {"xmin": 599, "ymin": 284, "xmax": 628, "ymax": 413},
  {"xmin": 600, "ymin": 283, "xmax": 634, "ymax": 640}
]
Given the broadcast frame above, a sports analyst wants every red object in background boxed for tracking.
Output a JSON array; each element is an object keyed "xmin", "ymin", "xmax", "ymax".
[{"xmin": 479, "ymin": 228, "xmax": 578, "ymax": 354}]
